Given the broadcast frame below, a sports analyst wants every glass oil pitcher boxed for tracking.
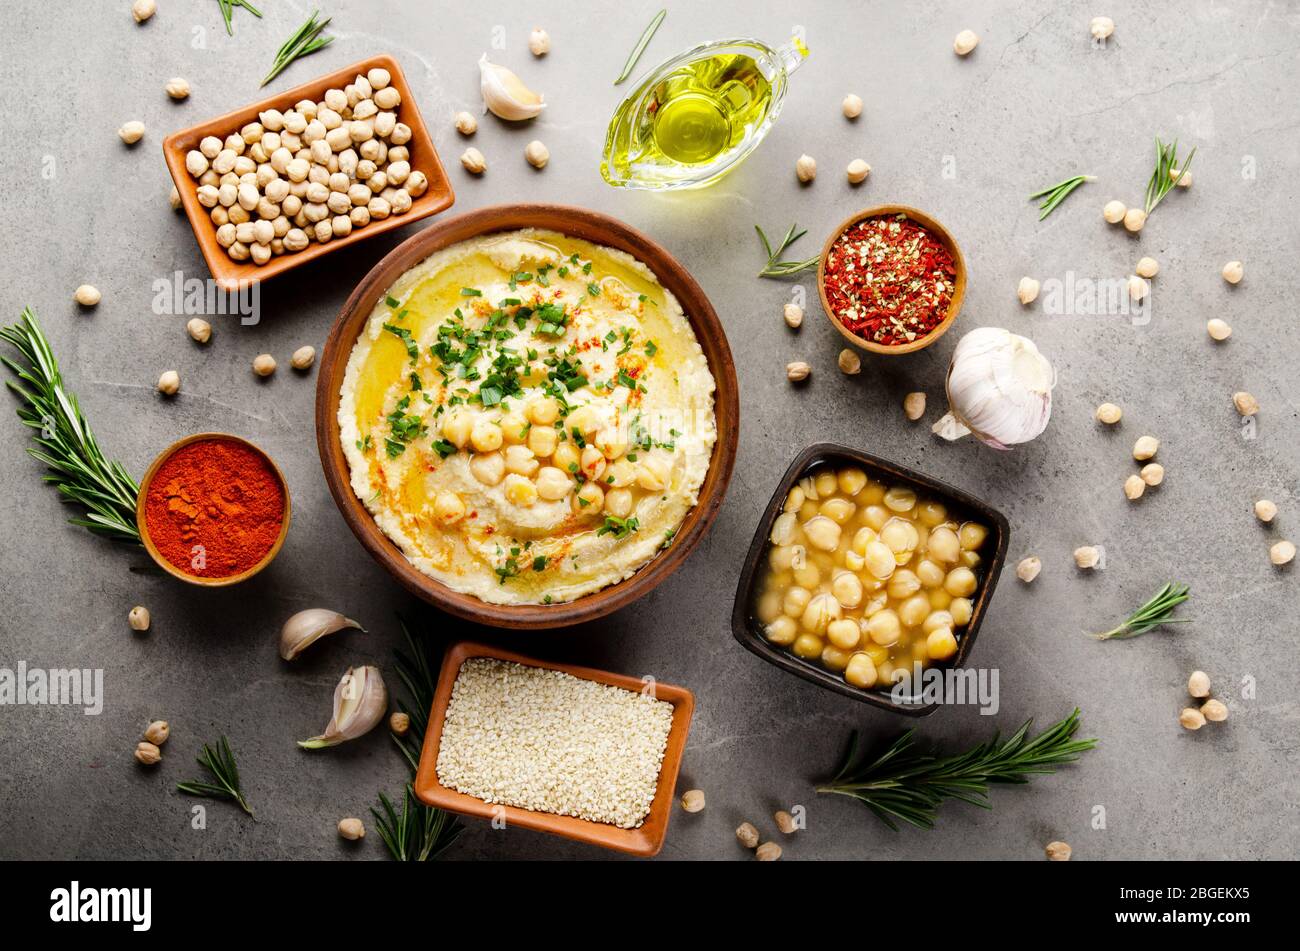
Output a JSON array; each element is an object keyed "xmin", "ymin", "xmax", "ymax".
[{"xmin": 601, "ymin": 37, "xmax": 808, "ymax": 191}]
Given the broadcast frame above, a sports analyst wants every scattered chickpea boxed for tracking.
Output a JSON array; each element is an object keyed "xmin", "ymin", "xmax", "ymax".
[
  {"xmin": 837, "ymin": 349, "xmax": 862, "ymax": 375},
  {"xmin": 1232, "ymin": 391, "xmax": 1259, "ymax": 417},
  {"xmin": 135, "ymin": 741, "xmax": 162, "ymax": 765},
  {"xmin": 1221, "ymin": 260, "xmax": 1244, "ymax": 284},
  {"xmin": 144, "ymin": 720, "xmax": 170, "ymax": 745},
  {"xmin": 1135, "ymin": 256, "xmax": 1159, "ymax": 278},
  {"xmin": 903, "ymin": 391, "xmax": 926, "ymax": 421},
  {"xmin": 128, "ymin": 605, "xmax": 151, "ymax": 631},
  {"xmin": 1016, "ymin": 556, "xmax": 1042, "ymax": 582},
  {"xmin": 157, "ymin": 370, "xmax": 180, "ymax": 395},
  {"xmin": 338, "ymin": 817, "xmax": 366, "ymax": 841},
  {"xmin": 786, "ymin": 361, "xmax": 811, "ymax": 383},
  {"xmin": 252, "ymin": 353, "xmax": 277, "ymax": 377},
  {"xmin": 1089, "ymin": 16, "xmax": 1115, "ymax": 40},
  {"xmin": 1206, "ymin": 318, "xmax": 1232, "ymax": 341},
  {"xmin": 755, "ymin": 841, "xmax": 782, "ymax": 861},
  {"xmin": 842, "ymin": 93, "xmax": 863, "ymax": 119},
  {"xmin": 1045, "ymin": 840, "xmax": 1072, "ymax": 861},
  {"xmin": 1122, "ymin": 207, "xmax": 1146, "ymax": 233},
  {"xmin": 1201, "ymin": 699, "xmax": 1228, "ymax": 722},
  {"xmin": 1074, "ymin": 546, "xmax": 1101, "ymax": 569},
  {"xmin": 118, "ymin": 120, "xmax": 146, "ymax": 145},
  {"xmin": 290, "ymin": 345, "xmax": 316, "ymax": 370},
  {"xmin": 1102, "ymin": 200, "xmax": 1127, "ymax": 224},
  {"xmin": 783, "ymin": 303, "xmax": 803, "ymax": 329},
  {"xmin": 1171, "ymin": 167, "xmax": 1192, "ymax": 188},
  {"xmin": 461, "ymin": 147, "xmax": 487, "ymax": 174},
  {"xmin": 736, "ymin": 822, "xmax": 760, "ymax": 849},
  {"xmin": 169, "ymin": 185, "xmax": 182, "ymax": 210},
  {"xmin": 73, "ymin": 284, "xmax": 102, "ymax": 307},
  {"xmin": 1124, "ymin": 474, "xmax": 1146, "ymax": 501},
  {"xmin": 795, "ymin": 153, "xmax": 817, "ymax": 183},
  {"xmin": 1140, "ymin": 463, "xmax": 1164, "ymax": 486},
  {"xmin": 1187, "ymin": 670, "xmax": 1211, "ymax": 698},
  {"xmin": 165, "ymin": 77, "xmax": 191, "ymax": 100},
  {"xmin": 454, "ymin": 111, "xmax": 477, "ymax": 135},
  {"xmin": 528, "ymin": 27, "xmax": 550, "ymax": 56},
  {"xmin": 1127, "ymin": 275, "xmax": 1148, "ymax": 301},
  {"xmin": 1254, "ymin": 499, "xmax": 1277, "ymax": 523},
  {"xmin": 774, "ymin": 810, "xmax": 798, "ymax": 834},
  {"xmin": 1092, "ymin": 402, "xmax": 1122, "ymax": 425},
  {"xmin": 953, "ymin": 29, "xmax": 979, "ymax": 56},
  {"xmin": 1017, "ymin": 277, "xmax": 1040, "ymax": 305},
  {"xmin": 846, "ymin": 159, "xmax": 871, "ymax": 184},
  {"xmin": 680, "ymin": 789, "xmax": 706, "ymax": 813},
  {"xmin": 524, "ymin": 140, "xmax": 549, "ymax": 169},
  {"xmin": 132, "ymin": 0, "xmax": 156, "ymax": 23},
  {"xmin": 1179, "ymin": 707, "xmax": 1206, "ymax": 731},
  {"xmin": 186, "ymin": 317, "xmax": 211, "ymax": 343},
  {"xmin": 1132, "ymin": 435, "xmax": 1158, "ymax": 461},
  {"xmin": 1271, "ymin": 540, "xmax": 1296, "ymax": 566},
  {"xmin": 389, "ymin": 712, "xmax": 410, "ymax": 736}
]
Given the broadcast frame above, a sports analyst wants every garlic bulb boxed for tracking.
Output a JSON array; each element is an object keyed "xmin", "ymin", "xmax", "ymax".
[
  {"xmin": 279, "ymin": 608, "xmax": 364, "ymax": 661},
  {"xmin": 298, "ymin": 666, "xmax": 388, "ymax": 749},
  {"xmin": 478, "ymin": 55, "xmax": 545, "ymax": 121},
  {"xmin": 932, "ymin": 328, "xmax": 1056, "ymax": 449}
]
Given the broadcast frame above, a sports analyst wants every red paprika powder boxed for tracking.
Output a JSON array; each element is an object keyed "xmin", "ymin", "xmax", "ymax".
[{"xmin": 144, "ymin": 437, "xmax": 286, "ymax": 579}]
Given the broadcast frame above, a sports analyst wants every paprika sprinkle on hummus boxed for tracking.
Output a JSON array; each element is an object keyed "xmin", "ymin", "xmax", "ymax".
[
  {"xmin": 822, "ymin": 213, "xmax": 957, "ymax": 347},
  {"xmin": 142, "ymin": 437, "xmax": 287, "ymax": 580}
]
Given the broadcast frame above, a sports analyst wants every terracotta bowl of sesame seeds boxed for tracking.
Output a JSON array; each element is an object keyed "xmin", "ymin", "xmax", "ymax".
[{"xmin": 817, "ymin": 205, "xmax": 967, "ymax": 356}]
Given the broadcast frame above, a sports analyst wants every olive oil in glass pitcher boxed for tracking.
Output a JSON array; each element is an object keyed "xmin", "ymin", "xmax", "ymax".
[{"xmin": 601, "ymin": 37, "xmax": 808, "ymax": 191}]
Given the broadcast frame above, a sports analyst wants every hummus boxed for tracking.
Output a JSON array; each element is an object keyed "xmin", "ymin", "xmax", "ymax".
[{"xmin": 338, "ymin": 229, "xmax": 717, "ymax": 604}]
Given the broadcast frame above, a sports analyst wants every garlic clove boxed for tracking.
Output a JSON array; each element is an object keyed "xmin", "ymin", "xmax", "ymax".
[
  {"xmin": 298, "ymin": 666, "xmax": 388, "ymax": 749},
  {"xmin": 279, "ymin": 608, "xmax": 364, "ymax": 661},
  {"xmin": 478, "ymin": 54, "xmax": 545, "ymax": 121}
]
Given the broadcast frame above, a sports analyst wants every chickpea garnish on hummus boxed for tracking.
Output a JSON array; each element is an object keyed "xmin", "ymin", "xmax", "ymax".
[{"xmin": 338, "ymin": 230, "xmax": 717, "ymax": 605}]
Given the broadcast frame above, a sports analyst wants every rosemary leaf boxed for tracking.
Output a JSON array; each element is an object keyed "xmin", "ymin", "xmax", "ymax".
[
  {"xmin": 177, "ymin": 735, "xmax": 254, "ymax": 817},
  {"xmin": 1142, "ymin": 137, "xmax": 1195, "ymax": 215},
  {"xmin": 1029, "ymin": 173, "xmax": 1094, "ymax": 220},
  {"xmin": 755, "ymin": 223, "xmax": 820, "ymax": 278},
  {"xmin": 1092, "ymin": 582, "xmax": 1190, "ymax": 640},
  {"xmin": 817, "ymin": 709, "xmax": 1097, "ymax": 830},
  {"xmin": 261, "ymin": 10, "xmax": 334, "ymax": 87},
  {"xmin": 614, "ymin": 9, "xmax": 666, "ymax": 85},
  {"xmin": 1, "ymin": 308, "xmax": 140, "ymax": 543}
]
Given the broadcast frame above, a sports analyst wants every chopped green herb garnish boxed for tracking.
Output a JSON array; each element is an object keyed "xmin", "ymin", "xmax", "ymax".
[
  {"xmin": 460, "ymin": 287, "xmax": 482, "ymax": 297},
  {"xmin": 597, "ymin": 515, "xmax": 640, "ymax": 539}
]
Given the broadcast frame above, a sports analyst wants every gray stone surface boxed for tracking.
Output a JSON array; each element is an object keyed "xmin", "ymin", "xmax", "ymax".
[{"xmin": 1, "ymin": 1, "xmax": 1297, "ymax": 861}]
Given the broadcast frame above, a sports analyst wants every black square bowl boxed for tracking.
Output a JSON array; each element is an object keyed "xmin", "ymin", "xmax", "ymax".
[{"xmin": 730, "ymin": 443, "xmax": 1010, "ymax": 716}]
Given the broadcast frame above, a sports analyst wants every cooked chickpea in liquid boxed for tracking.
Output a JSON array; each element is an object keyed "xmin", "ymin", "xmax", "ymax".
[{"xmin": 753, "ymin": 466, "xmax": 988, "ymax": 692}]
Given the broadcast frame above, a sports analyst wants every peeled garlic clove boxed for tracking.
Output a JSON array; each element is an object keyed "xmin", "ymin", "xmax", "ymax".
[
  {"xmin": 298, "ymin": 666, "xmax": 388, "ymax": 749},
  {"xmin": 933, "ymin": 327, "xmax": 1056, "ymax": 450},
  {"xmin": 479, "ymin": 54, "xmax": 545, "ymax": 121},
  {"xmin": 279, "ymin": 608, "xmax": 364, "ymax": 661}
]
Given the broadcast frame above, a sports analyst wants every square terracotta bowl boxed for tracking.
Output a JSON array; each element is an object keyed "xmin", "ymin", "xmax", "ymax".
[
  {"xmin": 162, "ymin": 54, "xmax": 454, "ymax": 291},
  {"xmin": 413, "ymin": 640, "xmax": 695, "ymax": 857},
  {"xmin": 731, "ymin": 443, "xmax": 1009, "ymax": 716}
]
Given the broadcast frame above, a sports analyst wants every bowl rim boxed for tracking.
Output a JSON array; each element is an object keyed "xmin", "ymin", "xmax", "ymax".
[
  {"xmin": 135, "ymin": 432, "xmax": 292, "ymax": 587},
  {"xmin": 161, "ymin": 53, "xmax": 455, "ymax": 291},
  {"xmin": 412, "ymin": 639, "xmax": 695, "ymax": 857},
  {"xmin": 314, "ymin": 202, "xmax": 740, "ymax": 629},
  {"xmin": 816, "ymin": 204, "xmax": 967, "ymax": 356},
  {"xmin": 729, "ymin": 442, "xmax": 1009, "ymax": 715}
]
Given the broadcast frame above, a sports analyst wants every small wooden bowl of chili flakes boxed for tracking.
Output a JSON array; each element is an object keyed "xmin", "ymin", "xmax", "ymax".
[
  {"xmin": 817, "ymin": 205, "xmax": 967, "ymax": 355},
  {"xmin": 136, "ymin": 433, "xmax": 291, "ymax": 587}
]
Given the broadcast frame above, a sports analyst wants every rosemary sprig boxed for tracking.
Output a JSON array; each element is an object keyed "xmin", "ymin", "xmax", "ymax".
[
  {"xmin": 1092, "ymin": 582, "xmax": 1190, "ymax": 640},
  {"xmin": 1143, "ymin": 137, "xmax": 1195, "ymax": 214},
  {"xmin": 1, "ymin": 307, "xmax": 140, "ymax": 543},
  {"xmin": 817, "ymin": 709, "xmax": 1097, "ymax": 831},
  {"xmin": 614, "ymin": 9, "xmax": 666, "ymax": 85},
  {"xmin": 755, "ymin": 223, "xmax": 820, "ymax": 278},
  {"xmin": 261, "ymin": 10, "xmax": 334, "ymax": 87},
  {"xmin": 215, "ymin": 0, "xmax": 262, "ymax": 37},
  {"xmin": 371, "ymin": 617, "xmax": 462, "ymax": 861},
  {"xmin": 1029, "ymin": 173, "xmax": 1095, "ymax": 220},
  {"xmin": 176, "ymin": 735, "xmax": 254, "ymax": 817}
]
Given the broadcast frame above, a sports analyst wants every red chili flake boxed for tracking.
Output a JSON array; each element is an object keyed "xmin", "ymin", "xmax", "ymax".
[{"xmin": 822, "ymin": 214, "xmax": 956, "ymax": 347}]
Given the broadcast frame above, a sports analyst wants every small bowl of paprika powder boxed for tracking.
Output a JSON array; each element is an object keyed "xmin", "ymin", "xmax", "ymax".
[
  {"xmin": 817, "ymin": 205, "xmax": 967, "ymax": 356},
  {"xmin": 136, "ymin": 433, "xmax": 291, "ymax": 586}
]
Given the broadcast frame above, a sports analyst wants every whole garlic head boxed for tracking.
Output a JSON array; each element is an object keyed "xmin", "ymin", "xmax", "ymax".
[
  {"xmin": 479, "ymin": 55, "xmax": 545, "ymax": 121},
  {"xmin": 933, "ymin": 328, "xmax": 1055, "ymax": 450}
]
